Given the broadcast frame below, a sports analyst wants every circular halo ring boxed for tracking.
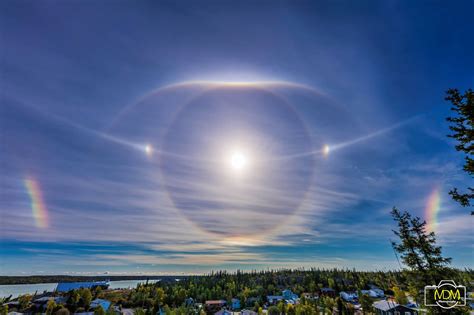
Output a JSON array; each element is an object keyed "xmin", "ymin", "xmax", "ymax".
[{"xmin": 106, "ymin": 80, "xmax": 343, "ymax": 242}]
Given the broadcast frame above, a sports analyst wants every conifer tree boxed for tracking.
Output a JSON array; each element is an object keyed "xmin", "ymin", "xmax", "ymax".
[
  {"xmin": 391, "ymin": 207, "xmax": 455, "ymax": 311},
  {"xmin": 445, "ymin": 88, "xmax": 474, "ymax": 211}
]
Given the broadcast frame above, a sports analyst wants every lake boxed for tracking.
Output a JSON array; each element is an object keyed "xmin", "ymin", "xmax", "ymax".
[{"xmin": 0, "ymin": 279, "xmax": 160, "ymax": 298}]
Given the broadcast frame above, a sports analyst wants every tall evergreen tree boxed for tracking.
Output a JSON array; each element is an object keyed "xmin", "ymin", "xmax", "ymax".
[
  {"xmin": 391, "ymin": 208, "xmax": 452, "ymax": 294},
  {"xmin": 445, "ymin": 88, "xmax": 474, "ymax": 211},
  {"xmin": 391, "ymin": 208, "xmax": 426, "ymax": 274}
]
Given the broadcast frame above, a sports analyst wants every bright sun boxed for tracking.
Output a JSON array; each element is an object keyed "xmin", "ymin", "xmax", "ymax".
[{"xmin": 230, "ymin": 151, "xmax": 248, "ymax": 171}]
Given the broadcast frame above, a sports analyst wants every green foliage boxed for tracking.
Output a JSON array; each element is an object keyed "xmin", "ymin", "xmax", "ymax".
[
  {"xmin": 108, "ymin": 305, "xmax": 117, "ymax": 315},
  {"xmin": 392, "ymin": 286, "xmax": 408, "ymax": 305},
  {"xmin": 154, "ymin": 287, "xmax": 166, "ymax": 307},
  {"xmin": 445, "ymin": 88, "xmax": 474, "ymax": 208},
  {"xmin": 358, "ymin": 293, "xmax": 373, "ymax": 314},
  {"xmin": 8, "ymin": 268, "xmax": 473, "ymax": 315},
  {"xmin": 94, "ymin": 305, "xmax": 106, "ymax": 315},
  {"xmin": 323, "ymin": 297, "xmax": 335, "ymax": 314},
  {"xmin": 0, "ymin": 303, "xmax": 8, "ymax": 315},
  {"xmin": 79, "ymin": 288, "xmax": 93, "ymax": 308},
  {"xmin": 391, "ymin": 208, "xmax": 451, "ymax": 280},
  {"xmin": 46, "ymin": 298, "xmax": 57, "ymax": 315},
  {"xmin": 55, "ymin": 307, "xmax": 71, "ymax": 315},
  {"xmin": 18, "ymin": 294, "xmax": 32, "ymax": 310},
  {"xmin": 268, "ymin": 305, "xmax": 279, "ymax": 315},
  {"xmin": 134, "ymin": 307, "xmax": 145, "ymax": 315},
  {"xmin": 391, "ymin": 207, "xmax": 458, "ymax": 307}
]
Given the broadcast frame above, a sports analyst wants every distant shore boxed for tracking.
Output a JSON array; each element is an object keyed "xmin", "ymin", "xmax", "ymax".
[{"xmin": 0, "ymin": 275, "xmax": 189, "ymax": 285}]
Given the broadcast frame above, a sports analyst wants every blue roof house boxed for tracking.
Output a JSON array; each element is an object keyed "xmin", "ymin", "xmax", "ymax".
[
  {"xmin": 231, "ymin": 298, "xmax": 241, "ymax": 310},
  {"xmin": 90, "ymin": 299, "xmax": 111, "ymax": 310},
  {"xmin": 266, "ymin": 296, "xmax": 283, "ymax": 304},
  {"xmin": 282, "ymin": 289, "xmax": 298, "ymax": 301}
]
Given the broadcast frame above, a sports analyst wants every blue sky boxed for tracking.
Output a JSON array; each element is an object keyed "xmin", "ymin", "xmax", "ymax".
[{"xmin": 1, "ymin": 0, "xmax": 473, "ymax": 275}]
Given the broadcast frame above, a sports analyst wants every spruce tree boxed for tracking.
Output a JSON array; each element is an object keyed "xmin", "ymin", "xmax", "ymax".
[
  {"xmin": 391, "ymin": 208, "xmax": 453, "ymax": 303},
  {"xmin": 445, "ymin": 88, "xmax": 474, "ymax": 210}
]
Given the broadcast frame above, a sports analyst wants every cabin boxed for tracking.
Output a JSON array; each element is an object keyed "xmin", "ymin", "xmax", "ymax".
[
  {"xmin": 301, "ymin": 292, "xmax": 318, "ymax": 300},
  {"xmin": 266, "ymin": 295, "xmax": 283, "ymax": 304},
  {"xmin": 55, "ymin": 281, "xmax": 109, "ymax": 293},
  {"xmin": 361, "ymin": 289, "xmax": 380, "ymax": 298},
  {"xmin": 231, "ymin": 298, "xmax": 241, "ymax": 310},
  {"xmin": 368, "ymin": 285, "xmax": 385, "ymax": 297},
  {"xmin": 373, "ymin": 300, "xmax": 418, "ymax": 315},
  {"xmin": 340, "ymin": 291, "xmax": 358, "ymax": 302},
  {"xmin": 90, "ymin": 299, "xmax": 111, "ymax": 311},
  {"xmin": 282, "ymin": 289, "xmax": 298, "ymax": 301}
]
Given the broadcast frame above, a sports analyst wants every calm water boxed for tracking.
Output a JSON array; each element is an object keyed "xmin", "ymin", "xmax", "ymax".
[{"xmin": 0, "ymin": 279, "xmax": 160, "ymax": 298}]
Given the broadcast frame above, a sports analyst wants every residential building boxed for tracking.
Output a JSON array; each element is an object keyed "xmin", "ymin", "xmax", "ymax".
[
  {"xmin": 90, "ymin": 299, "xmax": 111, "ymax": 311},
  {"xmin": 361, "ymin": 290, "xmax": 379, "ymax": 298},
  {"xmin": 373, "ymin": 300, "xmax": 418, "ymax": 315},
  {"xmin": 282, "ymin": 290, "xmax": 298, "ymax": 301},
  {"xmin": 340, "ymin": 291, "xmax": 358, "ymax": 302},
  {"xmin": 266, "ymin": 296, "xmax": 283, "ymax": 304},
  {"xmin": 231, "ymin": 298, "xmax": 241, "ymax": 310},
  {"xmin": 368, "ymin": 285, "xmax": 385, "ymax": 297},
  {"xmin": 301, "ymin": 292, "xmax": 318, "ymax": 300}
]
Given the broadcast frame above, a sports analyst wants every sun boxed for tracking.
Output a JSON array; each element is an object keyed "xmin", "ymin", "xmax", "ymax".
[
  {"xmin": 144, "ymin": 144, "xmax": 153, "ymax": 157},
  {"xmin": 323, "ymin": 144, "xmax": 330, "ymax": 156},
  {"xmin": 230, "ymin": 151, "xmax": 248, "ymax": 171}
]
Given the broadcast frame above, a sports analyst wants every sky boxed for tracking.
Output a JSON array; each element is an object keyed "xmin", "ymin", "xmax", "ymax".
[{"xmin": 1, "ymin": 0, "xmax": 473, "ymax": 275}]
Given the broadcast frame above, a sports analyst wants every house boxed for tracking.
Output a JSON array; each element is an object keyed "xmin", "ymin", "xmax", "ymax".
[
  {"xmin": 373, "ymin": 300, "xmax": 418, "ymax": 315},
  {"xmin": 340, "ymin": 291, "xmax": 358, "ymax": 302},
  {"xmin": 301, "ymin": 293, "xmax": 318, "ymax": 300},
  {"xmin": 56, "ymin": 281, "xmax": 109, "ymax": 293},
  {"xmin": 320, "ymin": 288, "xmax": 336, "ymax": 297},
  {"xmin": 266, "ymin": 296, "xmax": 283, "ymax": 304},
  {"xmin": 368, "ymin": 285, "xmax": 385, "ymax": 297},
  {"xmin": 214, "ymin": 310, "xmax": 232, "ymax": 315},
  {"xmin": 405, "ymin": 302, "xmax": 418, "ymax": 309},
  {"xmin": 231, "ymin": 298, "xmax": 241, "ymax": 310},
  {"xmin": 282, "ymin": 290, "xmax": 298, "ymax": 301},
  {"xmin": 361, "ymin": 290, "xmax": 379, "ymax": 298},
  {"xmin": 205, "ymin": 300, "xmax": 227, "ymax": 313},
  {"xmin": 185, "ymin": 298, "xmax": 194, "ymax": 307},
  {"xmin": 90, "ymin": 299, "xmax": 111, "ymax": 311}
]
